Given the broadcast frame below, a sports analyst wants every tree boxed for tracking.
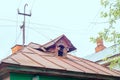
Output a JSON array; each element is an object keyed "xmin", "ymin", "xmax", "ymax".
[{"xmin": 90, "ymin": 0, "xmax": 120, "ymax": 69}]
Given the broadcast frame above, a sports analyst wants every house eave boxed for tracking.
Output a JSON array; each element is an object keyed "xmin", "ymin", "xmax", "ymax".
[{"xmin": 0, "ymin": 62, "xmax": 119, "ymax": 80}]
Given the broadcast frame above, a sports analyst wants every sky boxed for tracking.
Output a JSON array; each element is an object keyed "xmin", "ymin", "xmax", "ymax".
[{"xmin": 0, "ymin": 0, "xmax": 113, "ymax": 60}]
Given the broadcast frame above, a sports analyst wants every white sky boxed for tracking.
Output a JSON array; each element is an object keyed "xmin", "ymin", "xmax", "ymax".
[{"xmin": 0, "ymin": 0, "xmax": 113, "ymax": 60}]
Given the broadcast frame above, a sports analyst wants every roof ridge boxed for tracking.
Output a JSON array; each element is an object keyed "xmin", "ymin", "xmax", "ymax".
[
  {"xmin": 28, "ymin": 42, "xmax": 40, "ymax": 45},
  {"xmin": 26, "ymin": 46, "xmax": 47, "ymax": 54}
]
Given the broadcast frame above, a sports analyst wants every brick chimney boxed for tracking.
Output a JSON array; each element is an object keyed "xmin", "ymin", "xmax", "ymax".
[
  {"xmin": 95, "ymin": 38, "xmax": 106, "ymax": 53},
  {"xmin": 11, "ymin": 45, "xmax": 23, "ymax": 54}
]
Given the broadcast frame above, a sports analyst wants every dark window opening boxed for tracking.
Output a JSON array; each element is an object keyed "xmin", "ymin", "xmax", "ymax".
[{"xmin": 58, "ymin": 45, "xmax": 65, "ymax": 56}]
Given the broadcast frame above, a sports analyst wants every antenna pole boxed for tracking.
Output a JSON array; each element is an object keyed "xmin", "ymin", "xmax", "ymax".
[{"xmin": 18, "ymin": 3, "xmax": 31, "ymax": 47}]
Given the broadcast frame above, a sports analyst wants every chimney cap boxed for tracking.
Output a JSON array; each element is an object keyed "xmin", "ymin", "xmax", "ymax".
[
  {"xmin": 11, "ymin": 44, "xmax": 27, "ymax": 49},
  {"xmin": 11, "ymin": 44, "xmax": 22, "ymax": 49},
  {"xmin": 11, "ymin": 44, "xmax": 26, "ymax": 54}
]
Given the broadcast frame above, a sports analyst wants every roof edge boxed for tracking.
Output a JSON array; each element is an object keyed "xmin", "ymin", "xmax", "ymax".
[{"xmin": 0, "ymin": 63, "xmax": 118, "ymax": 79}]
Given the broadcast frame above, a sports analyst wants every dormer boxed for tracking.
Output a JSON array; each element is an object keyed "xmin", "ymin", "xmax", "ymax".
[{"xmin": 42, "ymin": 34, "xmax": 76, "ymax": 56}]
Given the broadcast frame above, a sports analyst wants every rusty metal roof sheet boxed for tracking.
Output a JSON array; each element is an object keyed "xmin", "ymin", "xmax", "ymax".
[{"xmin": 1, "ymin": 46, "xmax": 120, "ymax": 77}]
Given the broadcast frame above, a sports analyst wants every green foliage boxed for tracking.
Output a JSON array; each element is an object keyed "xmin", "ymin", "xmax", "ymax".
[
  {"xmin": 109, "ymin": 56, "xmax": 120, "ymax": 69},
  {"xmin": 90, "ymin": 0, "xmax": 120, "ymax": 69},
  {"xmin": 101, "ymin": 12, "xmax": 108, "ymax": 17},
  {"xmin": 90, "ymin": 37, "xmax": 96, "ymax": 43},
  {"xmin": 101, "ymin": 0, "xmax": 109, "ymax": 8}
]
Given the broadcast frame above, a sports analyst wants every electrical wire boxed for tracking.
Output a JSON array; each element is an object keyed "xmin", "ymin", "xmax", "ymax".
[
  {"xmin": 26, "ymin": 17, "xmax": 31, "ymax": 43},
  {"xmin": 0, "ymin": 25, "xmax": 16, "ymax": 27},
  {"xmin": 30, "ymin": 0, "xmax": 36, "ymax": 12},
  {"xmin": 0, "ymin": 18, "xmax": 65, "ymax": 30},
  {"xmin": 16, "ymin": 10, "xmax": 19, "ymax": 44},
  {"xmin": 30, "ymin": 22, "xmax": 65, "ymax": 30},
  {"xmin": 26, "ymin": 26, "xmax": 52, "ymax": 41},
  {"xmin": 13, "ymin": 29, "xmax": 22, "ymax": 45},
  {"xmin": 18, "ymin": 0, "xmax": 23, "ymax": 9},
  {"xmin": 86, "ymin": 7, "xmax": 103, "ymax": 33},
  {"xmin": 84, "ymin": 6, "xmax": 104, "ymax": 54},
  {"xmin": 0, "ymin": 17, "xmax": 70, "ymax": 30},
  {"xmin": 30, "ymin": 24, "xmax": 65, "ymax": 32},
  {"xmin": 0, "ymin": 18, "xmax": 17, "ymax": 23}
]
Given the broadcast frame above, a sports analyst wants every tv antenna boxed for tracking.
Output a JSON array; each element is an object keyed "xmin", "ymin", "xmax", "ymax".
[{"xmin": 18, "ymin": 3, "xmax": 31, "ymax": 47}]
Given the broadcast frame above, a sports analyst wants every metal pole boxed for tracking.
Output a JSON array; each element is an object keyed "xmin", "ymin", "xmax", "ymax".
[
  {"xmin": 18, "ymin": 3, "xmax": 31, "ymax": 47},
  {"xmin": 23, "ymin": 3, "xmax": 28, "ymax": 46}
]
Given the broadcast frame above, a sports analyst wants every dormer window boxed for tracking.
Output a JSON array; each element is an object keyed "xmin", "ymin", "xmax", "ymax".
[
  {"xmin": 55, "ymin": 45, "xmax": 67, "ymax": 58},
  {"xmin": 58, "ymin": 45, "xmax": 65, "ymax": 56}
]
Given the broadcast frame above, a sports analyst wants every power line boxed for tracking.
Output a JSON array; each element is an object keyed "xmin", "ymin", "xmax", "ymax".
[
  {"xmin": 16, "ymin": 10, "xmax": 19, "ymax": 44},
  {"xmin": 30, "ymin": 0, "xmax": 36, "ymax": 12},
  {"xmin": 13, "ymin": 30, "xmax": 22, "ymax": 46},
  {"xmin": 90, "ymin": 21, "xmax": 109, "ymax": 24},
  {"xmin": 26, "ymin": 14, "xmax": 31, "ymax": 44},
  {"xmin": 26, "ymin": 26, "xmax": 52, "ymax": 41},
  {"xmin": 30, "ymin": 22, "xmax": 64, "ymax": 30},
  {"xmin": 0, "ymin": 18, "xmax": 17, "ymax": 23},
  {"xmin": 84, "ymin": 6, "xmax": 104, "ymax": 54},
  {"xmin": 0, "ymin": 17, "xmax": 67, "ymax": 29},
  {"xmin": 30, "ymin": 24, "xmax": 65, "ymax": 32},
  {"xmin": 0, "ymin": 25, "xmax": 16, "ymax": 27},
  {"xmin": 0, "ymin": 18, "xmax": 63, "ymax": 29},
  {"xmin": 18, "ymin": 0, "xmax": 23, "ymax": 9},
  {"xmin": 86, "ymin": 6, "xmax": 103, "ymax": 34}
]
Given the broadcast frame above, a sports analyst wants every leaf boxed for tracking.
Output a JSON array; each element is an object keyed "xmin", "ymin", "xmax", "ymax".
[
  {"xmin": 100, "ymin": 12, "xmax": 108, "ymax": 18},
  {"xmin": 100, "ymin": 0, "xmax": 109, "ymax": 8},
  {"xmin": 90, "ymin": 0, "xmax": 120, "ymax": 69},
  {"xmin": 90, "ymin": 37, "xmax": 96, "ymax": 43}
]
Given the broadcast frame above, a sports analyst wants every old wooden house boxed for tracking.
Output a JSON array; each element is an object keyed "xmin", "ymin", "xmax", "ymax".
[{"xmin": 1, "ymin": 35, "xmax": 120, "ymax": 80}]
